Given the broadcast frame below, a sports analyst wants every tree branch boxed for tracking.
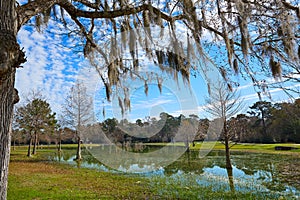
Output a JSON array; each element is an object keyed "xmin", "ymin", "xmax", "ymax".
[
  {"xmin": 73, "ymin": 0, "xmax": 101, "ymax": 10},
  {"xmin": 281, "ymin": 0, "xmax": 299, "ymax": 11},
  {"xmin": 16, "ymin": 0, "xmax": 58, "ymax": 31}
]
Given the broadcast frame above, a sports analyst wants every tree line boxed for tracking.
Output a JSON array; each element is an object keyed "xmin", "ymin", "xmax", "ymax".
[
  {"xmin": 13, "ymin": 98, "xmax": 300, "ymax": 151},
  {"xmin": 95, "ymin": 99, "xmax": 300, "ymax": 144}
]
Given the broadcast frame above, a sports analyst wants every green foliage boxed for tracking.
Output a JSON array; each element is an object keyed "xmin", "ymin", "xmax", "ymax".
[
  {"xmin": 15, "ymin": 98, "xmax": 57, "ymax": 137},
  {"xmin": 248, "ymin": 101, "xmax": 273, "ymax": 120},
  {"xmin": 98, "ymin": 98, "xmax": 300, "ymax": 145},
  {"xmin": 270, "ymin": 100, "xmax": 300, "ymax": 143},
  {"xmin": 247, "ymin": 100, "xmax": 300, "ymax": 143},
  {"xmin": 102, "ymin": 118, "xmax": 118, "ymax": 133}
]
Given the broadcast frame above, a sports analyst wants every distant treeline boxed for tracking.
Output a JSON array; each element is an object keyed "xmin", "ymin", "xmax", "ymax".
[{"xmin": 12, "ymin": 99, "xmax": 300, "ymax": 146}]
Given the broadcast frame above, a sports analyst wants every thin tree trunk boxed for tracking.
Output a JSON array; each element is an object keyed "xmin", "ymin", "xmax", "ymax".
[
  {"xmin": 58, "ymin": 130, "xmax": 62, "ymax": 152},
  {"xmin": 27, "ymin": 138, "xmax": 32, "ymax": 157},
  {"xmin": 225, "ymin": 137, "xmax": 232, "ymax": 169},
  {"xmin": 32, "ymin": 132, "xmax": 38, "ymax": 155},
  {"xmin": 58, "ymin": 151, "xmax": 62, "ymax": 162},
  {"xmin": 76, "ymin": 136, "xmax": 82, "ymax": 160},
  {"xmin": 223, "ymin": 121, "xmax": 232, "ymax": 170},
  {"xmin": 226, "ymin": 167, "xmax": 235, "ymax": 193},
  {"xmin": 0, "ymin": 0, "xmax": 23, "ymax": 198},
  {"xmin": 58, "ymin": 140, "xmax": 62, "ymax": 152},
  {"xmin": 261, "ymin": 108, "xmax": 267, "ymax": 136}
]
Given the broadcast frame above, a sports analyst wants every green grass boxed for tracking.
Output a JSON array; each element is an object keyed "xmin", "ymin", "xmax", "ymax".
[
  {"xmin": 221, "ymin": 143, "xmax": 300, "ymax": 155},
  {"xmin": 147, "ymin": 142, "xmax": 300, "ymax": 155},
  {"xmin": 8, "ymin": 145, "xmax": 299, "ymax": 199},
  {"xmin": 8, "ymin": 149, "xmax": 152, "ymax": 200}
]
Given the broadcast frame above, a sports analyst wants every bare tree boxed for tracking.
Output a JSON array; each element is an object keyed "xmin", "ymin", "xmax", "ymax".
[
  {"xmin": 205, "ymin": 81, "xmax": 244, "ymax": 169},
  {"xmin": 62, "ymin": 81, "xmax": 94, "ymax": 160},
  {"xmin": 0, "ymin": 0, "xmax": 299, "ymax": 198}
]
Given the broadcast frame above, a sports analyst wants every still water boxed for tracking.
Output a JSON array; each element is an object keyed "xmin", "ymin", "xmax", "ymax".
[{"xmin": 50, "ymin": 145, "xmax": 300, "ymax": 198}]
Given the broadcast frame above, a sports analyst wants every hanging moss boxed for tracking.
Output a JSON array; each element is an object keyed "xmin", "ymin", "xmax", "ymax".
[
  {"xmin": 124, "ymin": 97, "xmax": 131, "ymax": 111},
  {"xmin": 224, "ymin": 31, "xmax": 233, "ymax": 66},
  {"xmin": 238, "ymin": 16, "xmax": 249, "ymax": 58},
  {"xmin": 129, "ymin": 29, "xmax": 136, "ymax": 59},
  {"xmin": 118, "ymin": 97, "xmax": 124, "ymax": 116},
  {"xmin": 157, "ymin": 78, "xmax": 162, "ymax": 93},
  {"xmin": 108, "ymin": 62, "xmax": 119, "ymax": 86},
  {"xmin": 102, "ymin": 107, "xmax": 106, "ymax": 118},
  {"xmin": 144, "ymin": 81, "xmax": 149, "ymax": 96},
  {"xmin": 35, "ymin": 15, "xmax": 42, "ymax": 32},
  {"xmin": 43, "ymin": 8, "xmax": 51, "ymax": 24},
  {"xmin": 269, "ymin": 56, "xmax": 282, "ymax": 79},
  {"xmin": 104, "ymin": 83, "xmax": 111, "ymax": 102},
  {"xmin": 233, "ymin": 59, "xmax": 239, "ymax": 74},
  {"xmin": 120, "ymin": 24, "xmax": 128, "ymax": 49}
]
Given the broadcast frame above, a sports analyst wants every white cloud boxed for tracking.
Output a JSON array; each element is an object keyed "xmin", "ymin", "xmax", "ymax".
[
  {"xmin": 131, "ymin": 97, "xmax": 176, "ymax": 112},
  {"xmin": 16, "ymin": 20, "xmax": 85, "ymax": 115}
]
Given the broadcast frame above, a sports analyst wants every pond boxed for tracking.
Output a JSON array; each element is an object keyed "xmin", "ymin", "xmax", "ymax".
[{"xmin": 49, "ymin": 145, "xmax": 300, "ymax": 198}]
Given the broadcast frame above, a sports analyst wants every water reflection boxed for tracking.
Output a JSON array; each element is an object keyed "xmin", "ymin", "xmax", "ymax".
[
  {"xmin": 226, "ymin": 167, "xmax": 235, "ymax": 193},
  {"xmin": 49, "ymin": 146, "xmax": 300, "ymax": 197}
]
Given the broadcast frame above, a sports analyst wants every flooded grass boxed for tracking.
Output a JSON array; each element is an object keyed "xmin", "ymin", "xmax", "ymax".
[
  {"xmin": 8, "ymin": 150, "xmax": 153, "ymax": 200},
  {"xmin": 8, "ymin": 144, "xmax": 300, "ymax": 199}
]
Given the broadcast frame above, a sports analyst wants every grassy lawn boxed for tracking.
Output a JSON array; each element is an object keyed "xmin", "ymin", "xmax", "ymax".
[
  {"xmin": 147, "ymin": 142, "xmax": 300, "ymax": 156},
  {"xmin": 8, "ymin": 144, "xmax": 299, "ymax": 199},
  {"xmin": 8, "ymin": 148, "xmax": 152, "ymax": 200},
  {"xmin": 199, "ymin": 142, "xmax": 300, "ymax": 156}
]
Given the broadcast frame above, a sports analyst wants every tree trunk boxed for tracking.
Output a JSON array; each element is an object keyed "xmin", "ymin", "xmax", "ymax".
[
  {"xmin": 75, "ymin": 136, "xmax": 82, "ymax": 160},
  {"xmin": 32, "ymin": 132, "xmax": 37, "ymax": 155},
  {"xmin": 261, "ymin": 108, "xmax": 267, "ymax": 136},
  {"xmin": 223, "ymin": 121, "xmax": 232, "ymax": 170},
  {"xmin": 226, "ymin": 167, "xmax": 235, "ymax": 193},
  {"xmin": 58, "ymin": 130, "xmax": 62, "ymax": 152},
  {"xmin": 58, "ymin": 139, "xmax": 62, "ymax": 152},
  {"xmin": 225, "ymin": 138, "xmax": 232, "ymax": 169},
  {"xmin": 0, "ymin": 0, "xmax": 26, "ymax": 198},
  {"xmin": 27, "ymin": 138, "xmax": 32, "ymax": 157},
  {"xmin": 0, "ymin": 82, "xmax": 13, "ymax": 200}
]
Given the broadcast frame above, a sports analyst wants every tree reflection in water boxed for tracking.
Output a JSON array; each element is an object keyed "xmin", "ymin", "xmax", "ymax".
[
  {"xmin": 50, "ymin": 147, "xmax": 300, "ymax": 196},
  {"xmin": 226, "ymin": 167, "xmax": 235, "ymax": 193}
]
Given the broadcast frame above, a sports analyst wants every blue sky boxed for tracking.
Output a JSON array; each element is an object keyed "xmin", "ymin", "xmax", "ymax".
[{"xmin": 15, "ymin": 2, "xmax": 300, "ymax": 123}]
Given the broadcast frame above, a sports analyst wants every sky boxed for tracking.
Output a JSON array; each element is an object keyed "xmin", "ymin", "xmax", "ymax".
[{"xmin": 15, "ymin": 2, "xmax": 300, "ymax": 123}]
